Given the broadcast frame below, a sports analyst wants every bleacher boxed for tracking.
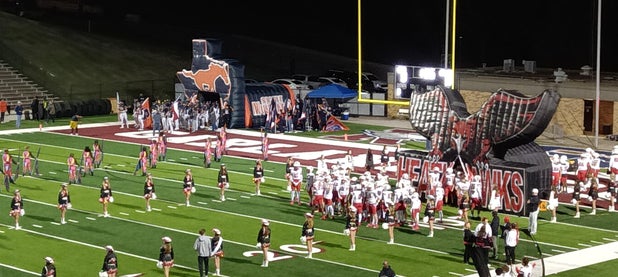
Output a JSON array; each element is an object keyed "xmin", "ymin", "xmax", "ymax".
[{"xmin": 0, "ymin": 60, "xmax": 59, "ymax": 109}]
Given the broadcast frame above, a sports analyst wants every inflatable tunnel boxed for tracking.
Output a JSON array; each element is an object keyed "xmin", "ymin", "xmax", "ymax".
[
  {"xmin": 176, "ymin": 39, "xmax": 294, "ymax": 129},
  {"xmin": 401, "ymin": 86, "xmax": 561, "ymax": 215}
]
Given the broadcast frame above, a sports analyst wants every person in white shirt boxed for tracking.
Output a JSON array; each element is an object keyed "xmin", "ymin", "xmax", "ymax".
[
  {"xmin": 434, "ymin": 184, "xmax": 445, "ymax": 222},
  {"xmin": 550, "ymin": 154, "xmax": 561, "ymax": 190},
  {"xmin": 504, "ymin": 222, "xmax": 519, "ymax": 265},
  {"xmin": 344, "ymin": 150, "xmax": 354, "ymax": 176},
  {"xmin": 469, "ymin": 175, "xmax": 483, "ymax": 219},
  {"xmin": 317, "ymin": 155, "xmax": 328, "ymax": 173},
  {"xmin": 428, "ymin": 166, "xmax": 441, "ymax": 196},
  {"xmin": 608, "ymin": 146, "xmax": 618, "ymax": 211},
  {"xmin": 576, "ymin": 152, "xmax": 591, "ymax": 184},
  {"xmin": 444, "ymin": 168, "xmax": 456, "ymax": 206},
  {"xmin": 409, "ymin": 192, "xmax": 421, "ymax": 231},
  {"xmin": 396, "ymin": 173, "xmax": 411, "ymax": 190},
  {"xmin": 559, "ymin": 155, "xmax": 570, "ymax": 193},
  {"xmin": 289, "ymin": 162, "xmax": 304, "ymax": 205},
  {"xmin": 365, "ymin": 186, "xmax": 379, "ymax": 228},
  {"xmin": 323, "ymin": 180, "xmax": 335, "ymax": 220},
  {"xmin": 547, "ymin": 186, "xmax": 559, "ymax": 222}
]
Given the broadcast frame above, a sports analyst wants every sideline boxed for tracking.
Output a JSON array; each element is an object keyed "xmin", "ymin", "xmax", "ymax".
[{"xmin": 462, "ymin": 241, "xmax": 618, "ymax": 277}]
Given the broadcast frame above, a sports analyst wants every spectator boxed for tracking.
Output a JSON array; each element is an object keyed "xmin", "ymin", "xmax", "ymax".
[
  {"xmin": 31, "ymin": 96, "xmax": 39, "ymax": 121},
  {"xmin": 0, "ymin": 98, "xmax": 7, "ymax": 123},
  {"xmin": 193, "ymin": 228, "xmax": 212, "ymax": 277},
  {"xmin": 504, "ymin": 222, "xmax": 519, "ymax": 265},
  {"xmin": 46, "ymin": 99, "xmax": 56, "ymax": 123},
  {"xmin": 14, "ymin": 101, "xmax": 23, "ymax": 128},
  {"xmin": 378, "ymin": 260, "xmax": 396, "ymax": 277},
  {"xmin": 526, "ymin": 188, "xmax": 540, "ymax": 235},
  {"xmin": 41, "ymin": 256, "xmax": 56, "ymax": 277},
  {"xmin": 463, "ymin": 221, "xmax": 474, "ymax": 264},
  {"xmin": 490, "ymin": 210, "xmax": 500, "ymax": 259}
]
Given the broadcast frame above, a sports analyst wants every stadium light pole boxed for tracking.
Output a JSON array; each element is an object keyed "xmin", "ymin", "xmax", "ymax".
[
  {"xmin": 444, "ymin": 0, "xmax": 450, "ymax": 69},
  {"xmin": 594, "ymin": 0, "xmax": 601, "ymax": 148}
]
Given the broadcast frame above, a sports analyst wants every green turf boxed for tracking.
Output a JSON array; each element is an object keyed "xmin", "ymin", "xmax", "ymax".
[{"xmin": 0, "ymin": 128, "xmax": 616, "ymax": 276}]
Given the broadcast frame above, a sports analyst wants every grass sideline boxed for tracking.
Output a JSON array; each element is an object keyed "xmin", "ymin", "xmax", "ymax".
[{"xmin": 0, "ymin": 118, "xmax": 616, "ymax": 276}]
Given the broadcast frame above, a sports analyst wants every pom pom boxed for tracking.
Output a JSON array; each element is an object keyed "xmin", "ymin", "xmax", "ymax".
[
  {"xmin": 423, "ymin": 216, "xmax": 429, "ymax": 223},
  {"xmin": 261, "ymin": 177, "xmax": 265, "ymax": 183},
  {"xmin": 343, "ymin": 229, "xmax": 350, "ymax": 236},
  {"xmin": 255, "ymin": 242, "xmax": 262, "ymax": 249},
  {"xmin": 109, "ymin": 196, "xmax": 114, "ymax": 203},
  {"xmin": 382, "ymin": 222, "xmax": 389, "ymax": 230},
  {"xmin": 191, "ymin": 187, "xmax": 196, "ymax": 193},
  {"xmin": 156, "ymin": 261, "xmax": 163, "ymax": 269},
  {"xmin": 67, "ymin": 203, "xmax": 73, "ymax": 209},
  {"xmin": 151, "ymin": 193, "xmax": 157, "ymax": 200},
  {"xmin": 300, "ymin": 236, "xmax": 307, "ymax": 245},
  {"xmin": 571, "ymin": 198, "xmax": 577, "ymax": 205},
  {"xmin": 20, "ymin": 209, "xmax": 25, "ymax": 216}
]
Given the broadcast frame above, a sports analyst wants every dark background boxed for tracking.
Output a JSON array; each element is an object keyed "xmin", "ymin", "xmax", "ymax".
[{"xmin": 5, "ymin": 0, "xmax": 618, "ymax": 71}]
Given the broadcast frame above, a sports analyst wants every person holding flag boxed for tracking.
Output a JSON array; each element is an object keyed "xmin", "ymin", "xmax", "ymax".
[
  {"xmin": 133, "ymin": 146, "xmax": 149, "ymax": 176},
  {"xmin": 93, "ymin": 140, "xmax": 103, "ymax": 168},
  {"xmin": 204, "ymin": 137, "xmax": 213, "ymax": 168},
  {"xmin": 261, "ymin": 129, "xmax": 269, "ymax": 161},
  {"xmin": 22, "ymin": 146, "xmax": 33, "ymax": 176},
  {"xmin": 118, "ymin": 99, "xmax": 128, "ymax": 129},
  {"xmin": 67, "ymin": 153, "xmax": 78, "ymax": 184}
]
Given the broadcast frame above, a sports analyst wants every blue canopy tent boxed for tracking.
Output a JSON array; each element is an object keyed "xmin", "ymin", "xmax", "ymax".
[{"xmin": 306, "ymin": 84, "xmax": 357, "ymax": 99}]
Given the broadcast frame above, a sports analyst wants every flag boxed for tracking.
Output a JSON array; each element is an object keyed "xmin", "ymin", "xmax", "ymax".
[
  {"xmin": 172, "ymin": 100, "xmax": 179, "ymax": 121},
  {"xmin": 116, "ymin": 91, "xmax": 121, "ymax": 121},
  {"xmin": 265, "ymin": 98, "xmax": 277, "ymax": 130},
  {"xmin": 142, "ymin": 97, "xmax": 152, "ymax": 129},
  {"xmin": 324, "ymin": 114, "xmax": 349, "ymax": 132}
]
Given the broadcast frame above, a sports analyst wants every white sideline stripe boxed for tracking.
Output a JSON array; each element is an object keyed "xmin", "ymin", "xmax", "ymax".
[
  {"xmin": 32, "ymin": 224, "xmax": 43, "ymax": 228},
  {"xmin": 0, "ymin": 262, "xmax": 39, "ymax": 276},
  {"xmin": 448, "ymin": 272, "xmax": 464, "ymax": 276},
  {"xmin": 166, "ymin": 206, "xmax": 177, "ymax": 209},
  {"xmin": 464, "ymin": 268, "xmax": 476, "ymax": 272},
  {"xmin": 48, "ymin": 171, "xmax": 56, "ymax": 174},
  {"xmin": 212, "ymin": 200, "xmax": 222, "ymax": 203},
  {"xmin": 50, "ymin": 222, "xmax": 60, "ymax": 226},
  {"xmin": 119, "ymin": 212, "xmax": 130, "ymax": 216},
  {"xmin": 0, "ymin": 223, "xmax": 197, "ymax": 272},
  {"xmin": 227, "ymin": 197, "xmax": 237, "ymax": 201},
  {"xmin": 590, "ymin": 240, "xmax": 603, "ymax": 244},
  {"xmin": 135, "ymin": 210, "xmax": 146, "ymax": 214},
  {"xmin": 68, "ymin": 219, "xmax": 79, "ymax": 223},
  {"xmin": 463, "ymin": 242, "xmax": 618, "ymax": 277},
  {"xmin": 240, "ymin": 195, "xmax": 251, "ymax": 199},
  {"xmin": 152, "ymin": 208, "xmax": 162, "ymax": 211},
  {"xmin": 85, "ymin": 217, "xmax": 96, "ymax": 221},
  {"xmin": 602, "ymin": 238, "xmax": 616, "ymax": 241},
  {"xmin": 551, "ymin": 249, "xmax": 566, "ymax": 253},
  {"xmin": 578, "ymin": 243, "xmax": 592, "ymax": 247},
  {"xmin": 179, "ymin": 157, "xmax": 187, "ymax": 160},
  {"xmin": 197, "ymin": 201, "xmax": 209, "ymax": 205}
]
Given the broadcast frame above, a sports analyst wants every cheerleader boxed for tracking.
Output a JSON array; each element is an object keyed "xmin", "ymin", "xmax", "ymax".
[
  {"xmin": 144, "ymin": 173, "xmax": 156, "ymax": 212},
  {"xmin": 101, "ymin": 245, "xmax": 118, "ymax": 277},
  {"xmin": 159, "ymin": 237, "xmax": 174, "ymax": 277},
  {"xmin": 386, "ymin": 215, "xmax": 396, "ymax": 244},
  {"xmin": 301, "ymin": 213, "xmax": 315, "ymax": 258},
  {"xmin": 573, "ymin": 181, "xmax": 582, "ymax": 218},
  {"xmin": 218, "ymin": 164, "xmax": 230, "ymax": 201},
  {"xmin": 204, "ymin": 137, "xmax": 212, "ymax": 168},
  {"xmin": 345, "ymin": 206, "xmax": 359, "ymax": 251},
  {"xmin": 253, "ymin": 160, "xmax": 264, "ymax": 195},
  {"xmin": 10, "ymin": 189, "xmax": 23, "ymax": 230},
  {"xmin": 183, "ymin": 169, "xmax": 195, "ymax": 206},
  {"xmin": 424, "ymin": 195, "xmax": 436, "ymax": 237},
  {"xmin": 257, "ymin": 219, "xmax": 271, "ymax": 267},
  {"xmin": 211, "ymin": 228, "xmax": 224, "ymax": 275},
  {"xmin": 99, "ymin": 176, "xmax": 112, "ymax": 217},
  {"xmin": 57, "ymin": 183, "xmax": 71, "ymax": 224}
]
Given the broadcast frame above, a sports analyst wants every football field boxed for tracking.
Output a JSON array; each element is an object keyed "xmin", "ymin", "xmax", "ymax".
[{"xmin": 0, "ymin": 123, "xmax": 617, "ymax": 276}]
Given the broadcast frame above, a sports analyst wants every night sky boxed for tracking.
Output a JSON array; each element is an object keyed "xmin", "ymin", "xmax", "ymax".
[{"xmin": 59, "ymin": 0, "xmax": 618, "ymax": 71}]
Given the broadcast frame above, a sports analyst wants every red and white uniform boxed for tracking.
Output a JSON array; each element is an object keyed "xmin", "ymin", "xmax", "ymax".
[
  {"xmin": 428, "ymin": 169, "xmax": 441, "ymax": 195},
  {"xmin": 311, "ymin": 181, "xmax": 324, "ymax": 206},
  {"xmin": 469, "ymin": 177, "xmax": 482, "ymax": 209},
  {"xmin": 444, "ymin": 170, "xmax": 455, "ymax": 199},
  {"xmin": 590, "ymin": 153, "xmax": 601, "ymax": 178},
  {"xmin": 559, "ymin": 156, "xmax": 570, "ymax": 185},
  {"xmin": 551, "ymin": 157, "xmax": 562, "ymax": 187},
  {"xmin": 289, "ymin": 166, "xmax": 303, "ymax": 191},
  {"xmin": 410, "ymin": 194, "xmax": 421, "ymax": 230},
  {"xmin": 610, "ymin": 152, "xmax": 618, "ymax": 181},
  {"xmin": 435, "ymin": 186, "xmax": 445, "ymax": 212},
  {"xmin": 576, "ymin": 153, "xmax": 591, "ymax": 182}
]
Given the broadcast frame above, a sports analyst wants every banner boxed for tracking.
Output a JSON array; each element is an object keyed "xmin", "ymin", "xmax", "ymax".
[
  {"xmin": 324, "ymin": 114, "xmax": 349, "ymax": 132},
  {"xmin": 142, "ymin": 97, "xmax": 152, "ymax": 129}
]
